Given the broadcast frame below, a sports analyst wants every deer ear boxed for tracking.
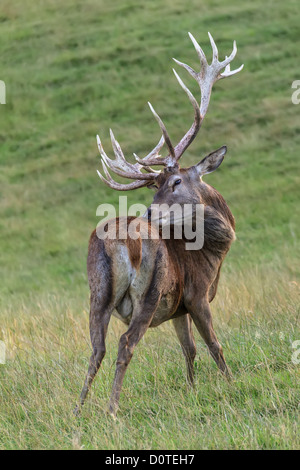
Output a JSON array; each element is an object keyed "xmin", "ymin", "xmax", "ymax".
[{"xmin": 195, "ymin": 146, "xmax": 227, "ymax": 176}]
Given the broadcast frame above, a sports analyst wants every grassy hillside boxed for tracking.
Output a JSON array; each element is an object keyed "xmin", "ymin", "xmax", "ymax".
[{"xmin": 0, "ymin": 0, "xmax": 299, "ymax": 449}]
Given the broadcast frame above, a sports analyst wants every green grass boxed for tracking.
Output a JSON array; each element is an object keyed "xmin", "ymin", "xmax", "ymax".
[{"xmin": 0, "ymin": 0, "xmax": 299, "ymax": 449}]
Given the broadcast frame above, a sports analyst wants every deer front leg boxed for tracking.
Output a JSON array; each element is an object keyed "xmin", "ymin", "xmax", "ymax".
[
  {"xmin": 173, "ymin": 314, "xmax": 196, "ymax": 385},
  {"xmin": 188, "ymin": 299, "xmax": 231, "ymax": 378}
]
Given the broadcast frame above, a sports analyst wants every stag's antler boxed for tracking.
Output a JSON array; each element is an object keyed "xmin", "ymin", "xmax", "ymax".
[
  {"xmin": 97, "ymin": 32, "xmax": 243, "ymax": 190},
  {"xmin": 172, "ymin": 32, "xmax": 243, "ymax": 160},
  {"xmin": 96, "ymin": 131, "xmax": 163, "ymax": 191}
]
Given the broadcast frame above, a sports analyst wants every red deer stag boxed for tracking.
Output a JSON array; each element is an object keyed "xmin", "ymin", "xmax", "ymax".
[{"xmin": 76, "ymin": 32, "xmax": 243, "ymax": 418}]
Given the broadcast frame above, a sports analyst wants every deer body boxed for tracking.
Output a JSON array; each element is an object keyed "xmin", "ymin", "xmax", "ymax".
[
  {"xmin": 76, "ymin": 31, "xmax": 243, "ymax": 417},
  {"xmin": 88, "ymin": 219, "xmax": 182, "ymax": 329}
]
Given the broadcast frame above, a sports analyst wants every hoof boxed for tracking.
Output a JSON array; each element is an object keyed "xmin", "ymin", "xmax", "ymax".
[
  {"xmin": 109, "ymin": 411, "xmax": 117, "ymax": 421},
  {"xmin": 73, "ymin": 404, "xmax": 81, "ymax": 417},
  {"xmin": 107, "ymin": 406, "xmax": 117, "ymax": 421}
]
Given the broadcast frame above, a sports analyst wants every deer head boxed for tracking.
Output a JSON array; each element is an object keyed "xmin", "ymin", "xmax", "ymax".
[{"xmin": 96, "ymin": 32, "xmax": 243, "ymax": 209}]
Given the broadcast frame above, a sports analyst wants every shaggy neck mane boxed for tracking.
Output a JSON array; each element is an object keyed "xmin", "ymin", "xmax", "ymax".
[{"xmin": 202, "ymin": 183, "xmax": 235, "ymax": 257}]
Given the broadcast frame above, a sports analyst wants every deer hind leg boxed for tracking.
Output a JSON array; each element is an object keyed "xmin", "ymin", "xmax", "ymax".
[
  {"xmin": 189, "ymin": 299, "xmax": 231, "ymax": 377},
  {"xmin": 173, "ymin": 314, "xmax": 196, "ymax": 385},
  {"xmin": 74, "ymin": 295, "xmax": 113, "ymax": 415}
]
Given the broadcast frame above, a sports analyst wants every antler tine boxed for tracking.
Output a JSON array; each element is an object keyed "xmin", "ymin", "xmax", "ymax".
[
  {"xmin": 173, "ymin": 69, "xmax": 200, "ymax": 116},
  {"xmin": 97, "ymin": 159, "xmax": 153, "ymax": 191},
  {"xmin": 220, "ymin": 55, "xmax": 244, "ymax": 78},
  {"xmin": 147, "ymin": 102, "xmax": 176, "ymax": 167},
  {"xmin": 172, "ymin": 31, "xmax": 244, "ymax": 160},
  {"xmin": 208, "ymin": 32, "xmax": 218, "ymax": 61},
  {"xmin": 133, "ymin": 135, "xmax": 164, "ymax": 164},
  {"xmin": 172, "ymin": 68, "xmax": 201, "ymax": 156},
  {"xmin": 221, "ymin": 41, "xmax": 237, "ymax": 68},
  {"xmin": 109, "ymin": 129, "xmax": 142, "ymax": 174},
  {"xmin": 97, "ymin": 132, "xmax": 156, "ymax": 181},
  {"xmin": 133, "ymin": 135, "xmax": 164, "ymax": 172},
  {"xmin": 188, "ymin": 32, "xmax": 208, "ymax": 72},
  {"xmin": 109, "ymin": 129, "xmax": 128, "ymax": 171},
  {"xmin": 172, "ymin": 58, "xmax": 198, "ymax": 80}
]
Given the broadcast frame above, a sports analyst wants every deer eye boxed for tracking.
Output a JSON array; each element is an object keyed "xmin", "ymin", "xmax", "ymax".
[{"xmin": 174, "ymin": 179, "xmax": 181, "ymax": 186}]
